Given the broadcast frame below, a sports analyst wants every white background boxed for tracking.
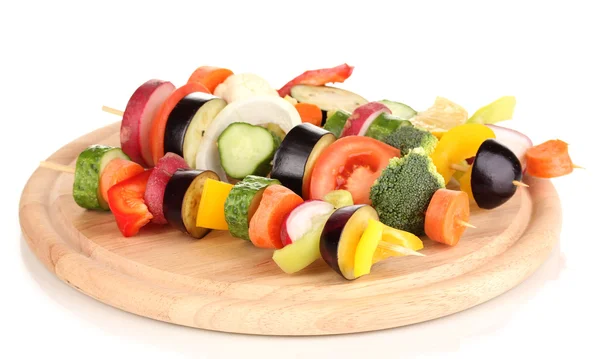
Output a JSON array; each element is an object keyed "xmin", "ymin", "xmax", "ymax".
[{"xmin": 2, "ymin": 1, "xmax": 599, "ymax": 358}]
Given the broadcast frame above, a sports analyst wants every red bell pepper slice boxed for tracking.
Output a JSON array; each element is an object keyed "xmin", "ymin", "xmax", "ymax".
[
  {"xmin": 277, "ymin": 63, "xmax": 354, "ymax": 97},
  {"xmin": 107, "ymin": 169, "xmax": 154, "ymax": 237}
]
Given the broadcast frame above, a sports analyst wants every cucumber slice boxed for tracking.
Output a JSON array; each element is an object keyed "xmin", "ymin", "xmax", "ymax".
[
  {"xmin": 364, "ymin": 113, "xmax": 412, "ymax": 142},
  {"xmin": 224, "ymin": 175, "xmax": 280, "ymax": 240},
  {"xmin": 73, "ymin": 145, "xmax": 129, "ymax": 210},
  {"xmin": 323, "ymin": 110, "xmax": 351, "ymax": 138},
  {"xmin": 182, "ymin": 98, "xmax": 227, "ymax": 168},
  {"xmin": 378, "ymin": 100, "xmax": 417, "ymax": 119},
  {"xmin": 217, "ymin": 122, "xmax": 279, "ymax": 180}
]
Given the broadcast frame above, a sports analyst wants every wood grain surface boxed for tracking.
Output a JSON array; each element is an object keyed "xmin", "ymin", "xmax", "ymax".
[{"xmin": 19, "ymin": 122, "xmax": 562, "ymax": 336}]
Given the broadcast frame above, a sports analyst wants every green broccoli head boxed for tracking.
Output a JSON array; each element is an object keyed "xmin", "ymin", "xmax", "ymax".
[
  {"xmin": 369, "ymin": 147, "xmax": 445, "ymax": 235},
  {"xmin": 383, "ymin": 125, "xmax": 438, "ymax": 156}
]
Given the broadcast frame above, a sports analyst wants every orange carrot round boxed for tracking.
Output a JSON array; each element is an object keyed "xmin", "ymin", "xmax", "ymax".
[
  {"xmin": 249, "ymin": 185, "xmax": 304, "ymax": 249},
  {"xmin": 295, "ymin": 103, "xmax": 323, "ymax": 127},
  {"xmin": 525, "ymin": 139, "xmax": 573, "ymax": 178},
  {"xmin": 99, "ymin": 158, "xmax": 145, "ymax": 205},
  {"xmin": 424, "ymin": 189, "xmax": 470, "ymax": 246},
  {"xmin": 149, "ymin": 82, "xmax": 210, "ymax": 165},
  {"xmin": 187, "ymin": 66, "xmax": 234, "ymax": 94}
]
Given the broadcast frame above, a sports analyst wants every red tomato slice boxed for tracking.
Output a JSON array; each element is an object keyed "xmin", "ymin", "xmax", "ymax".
[
  {"xmin": 107, "ymin": 169, "xmax": 153, "ymax": 237},
  {"xmin": 148, "ymin": 82, "xmax": 210, "ymax": 165},
  {"xmin": 309, "ymin": 136, "xmax": 400, "ymax": 205}
]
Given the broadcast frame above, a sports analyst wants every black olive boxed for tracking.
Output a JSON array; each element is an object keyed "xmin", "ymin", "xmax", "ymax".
[{"xmin": 471, "ymin": 139, "xmax": 523, "ymax": 210}]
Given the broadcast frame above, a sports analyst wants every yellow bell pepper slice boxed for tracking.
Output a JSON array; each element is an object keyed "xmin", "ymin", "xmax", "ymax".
[
  {"xmin": 373, "ymin": 224, "xmax": 424, "ymax": 264},
  {"xmin": 196, "ymin": 178, "xmax": 233, "ymax": 230},
  {"xmin": 430, "ymin": 123, "xmax": 495, "ymax": 184}
]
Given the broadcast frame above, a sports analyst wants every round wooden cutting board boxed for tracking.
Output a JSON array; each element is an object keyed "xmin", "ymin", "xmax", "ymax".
[{"xmin": 19, "ymin": 122, "xmax": 562, "ymax": 336}]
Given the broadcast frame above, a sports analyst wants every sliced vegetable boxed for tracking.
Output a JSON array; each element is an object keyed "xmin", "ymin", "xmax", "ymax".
[
  {"xmin": 144, "ymin": 153, "xmax": 190, "ymax": 224},
  {"xmin": 430, "ymin": 123, "xmax": 496, "ymax": 184},
  {"xmin": 320, "ymin": 204, "xmax": 379, "ymax": 280},
  {"xmin": 107, "ymin": 170, "xmax": 153, "ymax": 237},
  {"xmin": 486, "ymin": 124, "xmax": 533, "ymax": 171},
  {"xmin": 377, "ymin": 100, "xmax": 417, "ymax": 119},
  {"xmin": 309, "ymin": 136, "xmax": 400, "ymax": 205},
  {"xmin": 411, "ymin": 96, "xmax": 468, "ymax": 138},
  {"xmin": 364, "ymin": 113, "xmax": 412, "ymax": 142},
  {"xmin": 295, "ymin": 103, "xmax": 323, "ymax": 126},
  {"xmin": 214, "ymin": 73, "xmax": 279, "ymax": 103},
  {"xmin": 280, "ymin": 200, "xmax": 334, "ymax": 246},
  {"xmin": 181, "ymin": 97, "xmax": 227, "ymax": 167},
  {"xmin": 469, "ymin": 139, "xmax": 523, "ymax": 209},
  {"xmin": 149, "ymin": 82, "xmax": 210, "ymax": 165},
  {"xmin": 248, "ymin": 184, "xmax": 304, "ymax": 249},
  {"xmin": 323, "ymin": 190, "xmax": 354, "ymax": 209},
  {"xmin": 272, "ymin": 211, "xmax": 331, "ymax": 274},
  {"xmin": 99, "ymin": 158, "xmax": 145, "ymax": 205},
  {"xmin": 372, "ymin": 224, "xmax": 424, "ymax": 264},
  {"xmin": 163, "ymin": 169, "xmax": 220, "ymax": 239},
  {"xmin": 195, "ymin": 95, "xmax": 301, "ymax": 182},
  {"xmin": 525, "ymin": 139, "xmax": 574, "ymax": 178},
  {"xmin": 340, "ymin": 102, "xmax": 391, "ymax": 137},
  {"xmin": 164, "ymin": 92, "xmax": 219, "ymax": 158},
  {"xmin": 217, "ymin": 122, "xmax": 279, "ymax": 180},
  {"xmin": 467, "ymin": 96, "xmax": 516, "ymax": 124},
  {"xmin": 120, "ymin": 79, "xmax": 175, "ymax": 167},
  {"xmin": 271, "ymin": 123, "xmax": 336, "ymax": 198},
  {"xmin": 353, "ymin": 219, "xmax": 384, "ymax": 278},
  {"xmin": 323, "ymin": 110, "xmax": 351, "ymax": 138},
  {"xmin": 187, "ymin": 66, "xmax": 234, "ymax": 94},
  {"xmin": 424, "ymin": 189, "xmax": 470, "ymax": 246},
  {"xmin": 224, "ymin": 175, "xmax": 281, "ymax": 241},
  {"xmin": 278, "ymin": 63, "xmax": 355, "ymax": 97},
  {"xmin": 196, "ymin": 178, "xmax": 233, "ymax": 231},
  {"xmin": 290, "ymin": 85, "xmax": 368, "ymax": 119},
  {"xmin": 73, "ymin": 145, "xmax": 129, "ymax": 210}
]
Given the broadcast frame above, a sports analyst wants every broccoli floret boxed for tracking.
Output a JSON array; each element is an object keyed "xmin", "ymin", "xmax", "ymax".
[
  {"xmin": 383, "ymin": 125, "xmax": 438, "ymax": 156},
  {"xmin": 369, "ymin": 147, "xmax": 445, "ymax": 235}
]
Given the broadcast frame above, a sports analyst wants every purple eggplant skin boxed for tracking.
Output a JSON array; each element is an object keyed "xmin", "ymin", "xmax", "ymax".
[
  {"xmin": 471, "ymin": 139, "xmax": 523, "ymax": 210},
  {"xmin": 271, "ymin": 123, "xmax": 332, "ymax": 197},
  {"xmin": 162, "ymin": 169, "xmax": 202, "ymax": 234},
  {"xmin": 319, "ymin": 204, "xmax": 365, "ymax": 279}
]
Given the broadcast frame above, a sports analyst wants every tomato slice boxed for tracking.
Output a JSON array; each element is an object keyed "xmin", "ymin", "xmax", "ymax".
[
  {"xmin": 148, "ymin": 82, "xmax": 210, "ymax": 165},
  {"xmin": 309, "ymin": 136, "xmax": 400, "ymax": 205},
  {"xmin": 107, "ymin": 169, "xmax": 153, "ymax": 237}
]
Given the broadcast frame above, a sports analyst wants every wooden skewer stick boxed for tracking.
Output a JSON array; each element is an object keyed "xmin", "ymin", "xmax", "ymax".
[
  {"xmin": 377, "ymin": 240, "xmax": 426, "ymax": 257},
  {"xmin": 102, "ymin": 105, "xmax": 124, "ymax": 117},
  {"xmin": 450, "ymin": 163, "xmax": 470, "ymax": 172},
  {"xmin": 512, "ymin": 180, "xmax": 529, "ymax": 187},
  {"xmin": 573, "ymin": 164, "xmax": 585, "ymax": 170},
  {"xmin": 39, "ymin": 161, "xmax": 75, "ymax": 174},
  {"xmin": 456, "ymin": 219, "xmax": 476, "ymax": 229}
]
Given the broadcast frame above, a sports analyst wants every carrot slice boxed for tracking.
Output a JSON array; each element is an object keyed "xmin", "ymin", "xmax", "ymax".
[
  {"xmin": 295, "ymin": 103, "xmax": 323, "ymax": 127},
  {"xmin": 99, "ymin": 158, "xmax": 145, "ymax": 205},
  {"xmin": 525, "ymin": 139, "xmax": 573, "ymax": 178},
  {"xmin": 424, "ymin": 189, "xmax": 470, "ymax": 246},
  {"xmin": 249, "ymin": 184, "xmax": 304, "ymax": 249},
  {"xmin": 187, "ymin": 66, "xmax": 234, "ymax": 94},
  {"xmin": 149, "ymin": 82, "xmax": 210, "ymax": 165}
]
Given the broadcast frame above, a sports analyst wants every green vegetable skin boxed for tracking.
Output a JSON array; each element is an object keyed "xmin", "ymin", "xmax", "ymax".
[
  {"xmin": 73, "ymin": 145, "xmax": 129, "ymax": 210},
  {"xmin": 323, "ymin": 110, "xmax": 351, "ymax": 138},
  {"xmin": 369, "ymin": 148, "xmax": 445, "ymax": 235},
  {"xmin": 224, "ymin": 175, "xmax": 280, "ymax": 240},
  {"xmin": 365, "ymin": 113, "xmax": 412, "ymax": 142},
  {"xmin": 217, "ymin": 122, "xmax": 280, "ymax": 180},
  {"xmin": 383, "ymin": 125, "xmax": 438, "ymax": 156},
  {"xmin": 467, "ymin": 96, "xmax": 516, "ymax": 124},
  {"xmin": 377, "ymin": 100, "xmax": 417, "ymax": 119}
]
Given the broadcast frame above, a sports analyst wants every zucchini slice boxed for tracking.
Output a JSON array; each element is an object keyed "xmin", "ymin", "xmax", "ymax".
[
  {"xmin": 290, "ymin": 85, "xmax": 368, "ymax": 116},
  {"xmin": 364, "ymin": 113, "xmax": 412, "ymax": 142},
  {"xmin": 377, "ymin": 100, "xmax": 417, "ymax": 119},
  {"xmin": 217, "ymin": 122, "xmax": 279, "ymax": 180},
  {"xmin": 271, "ymin": 123, "xmax": 336, "ymax": 198},
  {"xmin": 73, "ymin": 145, "xmax": 129, "ymax": 210},
  {"xmin": 224, "ymin": 175, "xmax": 280, "ymax": 240},
  {"xmin": 163, "ymin": 169, "xmax": 220, "ymax": 239}
]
